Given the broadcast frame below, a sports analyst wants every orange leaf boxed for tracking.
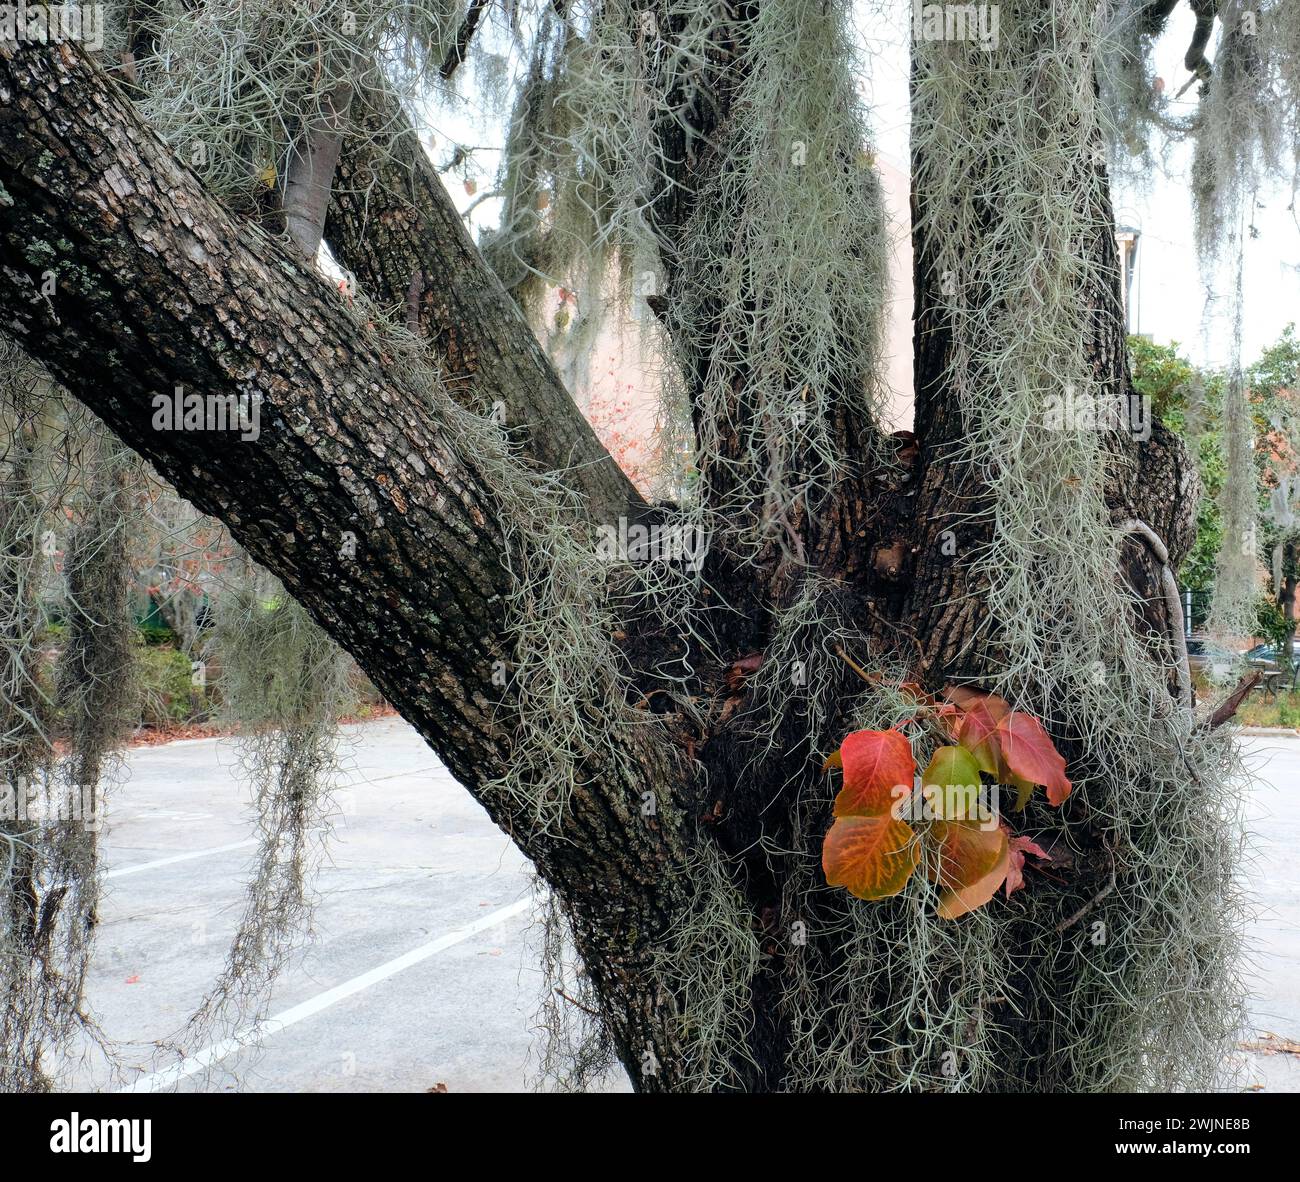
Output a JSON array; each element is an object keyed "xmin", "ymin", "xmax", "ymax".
[
  {"xmin": 822, "ymin": 815, "xmax": 919, "ymax": 900},
  {"xmin": 833, "ymin": 729, "xmax": 915, "ymax": 818},
  {"xmin": 955, "ymin": 701, "xmax": 1002, "ymax": 776},
  {"xmin": 932, "ymin": 820, "xmax": 1010, "ymax": 919},
  {"xmin": 937, "ymin": 700, "xmax": 965, "ymax": 739},
  {"xmin": 899, "ymin": 681, "xmax": 939, "ymax": 708},
  {"xmin": 996, "ymin": 712, "xmax": 1071, "ymax": 806}
]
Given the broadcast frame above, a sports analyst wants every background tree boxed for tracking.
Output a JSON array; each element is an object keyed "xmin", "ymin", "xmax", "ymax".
[{"xmin": 2, "ymin": 0, "xmax": 1295, "ymax": 1091}]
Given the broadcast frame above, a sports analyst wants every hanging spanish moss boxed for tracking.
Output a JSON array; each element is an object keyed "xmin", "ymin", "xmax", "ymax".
[
  {"xmin": 57, "ymin": 433, "xmax": 140, "ymax": 792},
  {"xmin": 672, "ymin": 0, "xmax": 890, "ymax": 559},
  {"xmin": 1, "ymin": 344, "xmax": 138, "ymax": 1091},
  {"xmin": 479, "ymin": 3, "xmax": 670, "ymax": 403},
  {"xmin": 353, "ymin": 300, "xmax": 681, "ymax": 838},
  {"xmin": 124, "ymin": 0, "xmax": 465, "ymax": 224},
  {"xmin": 0, "ymin": 344, "xmax": 62, "ymax": 1091},
  {"xmin": 1101, "ymin": 2, "xmax": 1300, "ymax": 639},
  {"xmin": 529, "ymin": 887, "xmax": 618, "ymax": 1091},
  {"xmin": 1097, "ymin": 1, "xmax": 1185, "ymax": 174},
  {"xmin": 498, "ymin": 0, "xmax": 894, "ymax": 1086},
  {"xmin": 1206, "ymin": 239, "xmax": 1260, "ymax": 638},
  {"xmin": 480, "ymin": 9, "xmax": 584, "ymax": 323},
  {"xmin": 650, "ymin": 838, "xmax": 761, "ymax": 1091},
  {"xmin": 167, "ymin": 562, "xmax": 350, "ymax": 1083},
  {"xmin": 906, "ymin": 0, "xmax": 1244, "ymax": 1089}
]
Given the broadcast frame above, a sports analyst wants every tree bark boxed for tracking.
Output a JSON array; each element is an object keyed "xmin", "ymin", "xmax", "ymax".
[{"xmin": 323, "ymin": 89, "xmax": 643, "ymax": 529}]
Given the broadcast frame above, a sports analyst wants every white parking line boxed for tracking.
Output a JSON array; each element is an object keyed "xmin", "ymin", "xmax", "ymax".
[
  {"xmin": 117, "ymin": 894, "xmax": 535, "ymax": 1093},
  {"xmin": 104, "ymin": 839, "xmax": 259, "ymax": 879}
]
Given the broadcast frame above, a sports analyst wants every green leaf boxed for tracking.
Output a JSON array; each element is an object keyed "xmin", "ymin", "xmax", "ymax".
[{"xmin": 921, "ymin": 744, "xmax": 982, "ymax": 820}]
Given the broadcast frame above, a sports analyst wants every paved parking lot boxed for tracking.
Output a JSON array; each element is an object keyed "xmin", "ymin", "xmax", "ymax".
[
  {"xmin": 75, "ymin": 717, "xmax": 562, "ymax": 1092},
  {"xmin": 63, "ymin": 719, "xmax": 1300, "ymax": 1092}
]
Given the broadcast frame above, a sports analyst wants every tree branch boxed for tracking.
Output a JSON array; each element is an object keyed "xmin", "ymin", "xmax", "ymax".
[
  {"xmin": 439, "ymin": 0, "xmax": 491, "ymax": 81},
  {"xmin": 325, "ymin": 87, "xmax": 644, "ymax": 527},
  {"xmin": 282, "ymin": 72, "xmax": 355, "ymax": 260},
  {"xmin": 0, "ymin": 42, "xmax": 692, "ymax": 1081}
]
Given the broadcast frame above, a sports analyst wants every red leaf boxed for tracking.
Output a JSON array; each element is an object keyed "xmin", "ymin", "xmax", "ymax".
[
  {"xmin": 1005, "ymin": 835, "xmax": 1052, "ymax": 897},
  {"xmin": 833, "ymin": 729, "xmax": 915, "ymax": 818},
  {"xmin": 823, "ymin": 814, "xmax": 919, "ymax": 900},
  {"xmin": 944, "ymin": 686, "xmax": 1011, "ymax": 721},
  {"xmin": 996, "ymin": 712, "xmax": 1072, "ymax": 806}
]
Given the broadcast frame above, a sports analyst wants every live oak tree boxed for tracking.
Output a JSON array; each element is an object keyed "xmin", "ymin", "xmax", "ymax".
[{"xmin": 1, "ymin": 0, "xmax": 1292, "ymax": 1091}]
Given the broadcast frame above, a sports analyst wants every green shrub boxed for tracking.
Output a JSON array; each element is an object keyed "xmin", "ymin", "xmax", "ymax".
[{"xmin": 136, "ymin": 642, "xmax": 204, "ymax": 726}]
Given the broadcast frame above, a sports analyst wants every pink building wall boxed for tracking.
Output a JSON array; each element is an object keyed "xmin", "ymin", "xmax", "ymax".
[{"xmin": 578, "ymin": 153, "xmax": 917, "ymax": 489}]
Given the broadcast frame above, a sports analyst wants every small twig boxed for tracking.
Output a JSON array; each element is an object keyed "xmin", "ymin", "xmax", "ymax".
[
  {"xmin": 460, "ymin": 188, "xmax": 501, "ymax": 220},
  {"xmin": 554, "ymin": 988, "xmax": 601, "ymax": 1018},
  {"xmin": 1056, "ymin": 861, "xmax": 1117, "ymax": 934},
  {"xmin": 834, "ymin": 644, "xmax": 875, "ymax": 686},
  {"xmin": 1206, "ymin": 670, "xmax": 1262, "ymax": 730},
  {"xmin": 862, "ymin": 601, "xmax": 927, "ymax": 668}
]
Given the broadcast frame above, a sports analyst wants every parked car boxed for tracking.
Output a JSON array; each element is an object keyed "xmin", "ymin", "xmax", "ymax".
[
  {"xmin": 1185, "ymin": 637, "xmax": 1246, "ymax": 683},
  {"xmin": 1243, "ymin": 640, "xmax": 1298, "ymax": 671}
]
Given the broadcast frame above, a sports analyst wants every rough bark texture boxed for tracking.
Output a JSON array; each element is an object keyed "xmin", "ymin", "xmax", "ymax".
[
  {"xmin": 323, "ymin": 90, "xmax": 643, "ymax": 528},
  {"xmin": 903, "ymin": 111, "xmax": 1199, "ymax": 689}
]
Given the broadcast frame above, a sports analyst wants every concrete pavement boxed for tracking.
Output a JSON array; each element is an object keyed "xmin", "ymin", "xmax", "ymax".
[{"xmin": 75, "ymin": 717, "xmax": 563, "ymax": 1092}]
